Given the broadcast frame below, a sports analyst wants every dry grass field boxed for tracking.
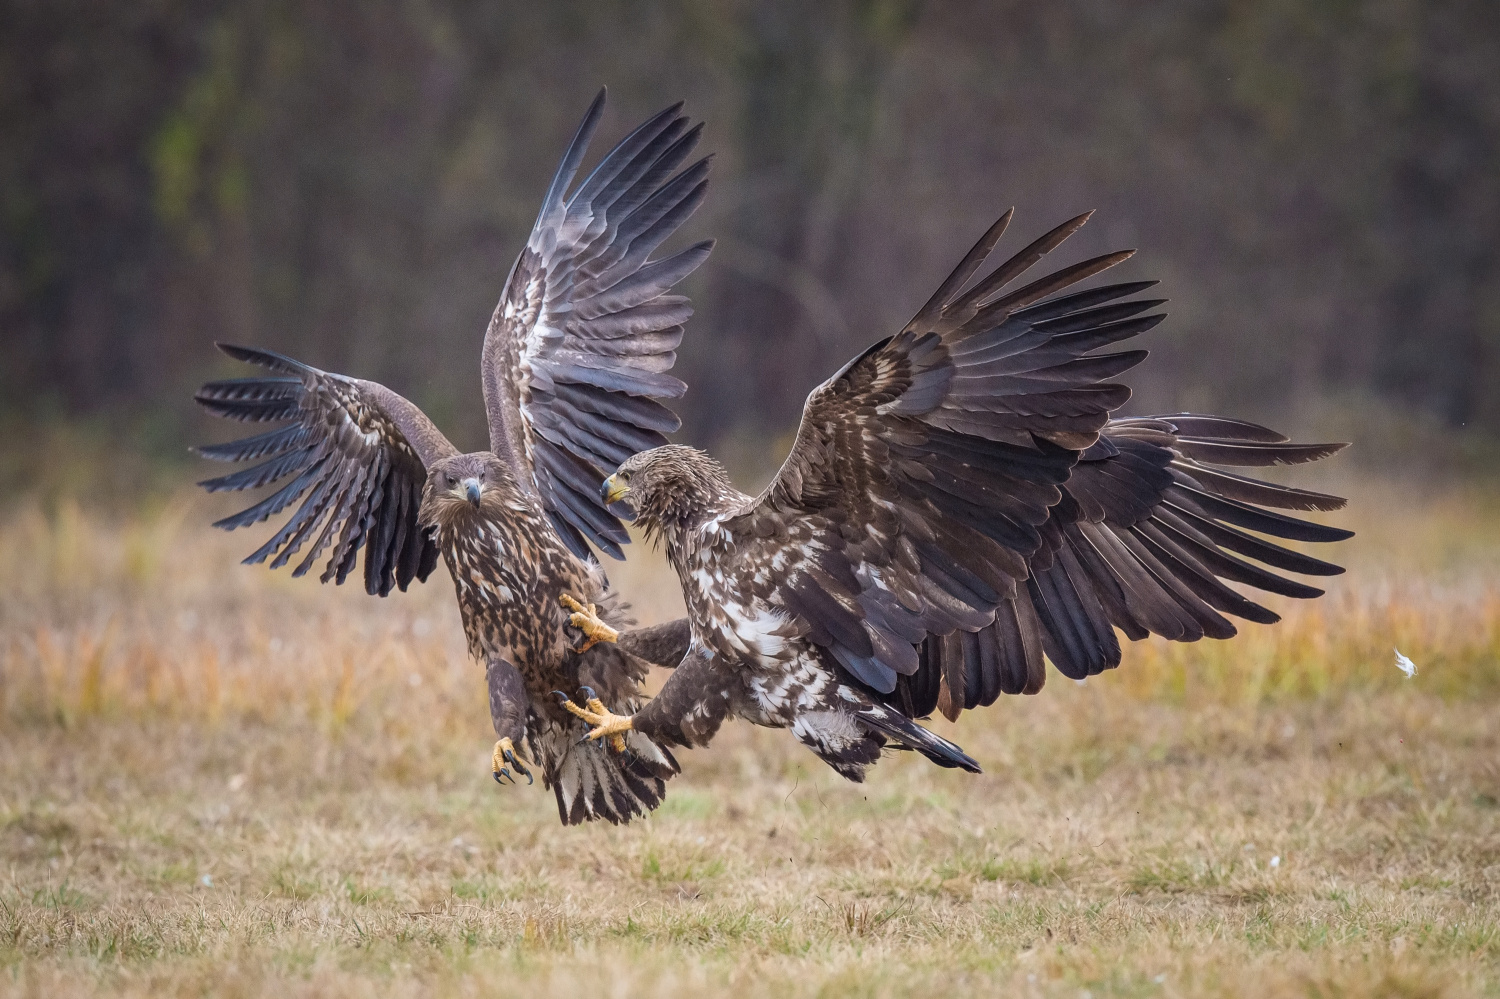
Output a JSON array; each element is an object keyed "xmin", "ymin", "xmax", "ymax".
[{"xmin": 1, "ymin": 477, "xmax": 1498, "ymax": 998}]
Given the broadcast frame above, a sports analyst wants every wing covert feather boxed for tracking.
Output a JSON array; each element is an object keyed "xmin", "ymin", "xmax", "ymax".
[{"xmin": 727, "ymin": 212, "xmax": 1162, "ymax": 694}]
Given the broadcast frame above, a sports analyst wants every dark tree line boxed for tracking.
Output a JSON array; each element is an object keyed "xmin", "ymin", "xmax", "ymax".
[{"xmin": 2, "ymin": 0, "xmax": 1497, "ymax": 482}]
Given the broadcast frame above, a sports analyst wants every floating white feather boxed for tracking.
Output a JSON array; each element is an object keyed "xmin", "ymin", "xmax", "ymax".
[{"xmin": 1394, "ymin": 648, "xmax": 1417, "ymax": 679}]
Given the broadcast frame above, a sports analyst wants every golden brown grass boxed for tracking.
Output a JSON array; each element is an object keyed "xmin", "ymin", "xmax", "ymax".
[{"xmin": 1, "ymin": 479, "xmax": 1498, "ymax": 997}]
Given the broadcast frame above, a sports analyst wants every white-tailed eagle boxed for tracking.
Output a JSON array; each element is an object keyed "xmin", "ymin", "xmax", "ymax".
[
  {"xmin": 195, "ymin": 91, "xmax": 706, "ymax": 824},
  {"xmin": 564, "ymin": 210, "xmax": 1351, "ymax": 780}
]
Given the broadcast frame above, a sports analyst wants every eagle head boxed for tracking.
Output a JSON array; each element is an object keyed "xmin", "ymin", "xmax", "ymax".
[
  {"xmin": 421, "ymin": 452, "xmax": 510, "ymax": 527},
  {"xmin": 603, "ymin": 444, "xmax": 736, "ymax": 540}
]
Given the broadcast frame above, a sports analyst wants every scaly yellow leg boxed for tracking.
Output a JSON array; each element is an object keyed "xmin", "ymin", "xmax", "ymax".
[
  {"xmin": 559, "ymin": 593, "xmax": 619, "ymax": 653},
  {"xmin": 557, "ymin": 686, "xmax": 633, "ymax": 753}
]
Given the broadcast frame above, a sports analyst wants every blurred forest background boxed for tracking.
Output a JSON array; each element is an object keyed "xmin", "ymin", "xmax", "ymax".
[{"xmin": 3, "ymin": 0, "xmax": 1498, "ymax": 502}]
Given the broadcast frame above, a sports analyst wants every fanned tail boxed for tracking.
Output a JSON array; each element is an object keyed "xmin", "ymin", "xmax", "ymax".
[{"xmin": 539, "ymin": 724, "xmax": 679, "ymax": 826}]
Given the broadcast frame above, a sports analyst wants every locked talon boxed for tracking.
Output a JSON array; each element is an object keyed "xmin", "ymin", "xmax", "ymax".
[
  {"xmin": 584, "ymin": 693, "xmax": 625, "ymax": 751},
  {"xmin": 560, "ymin": 595, "xmax": 619, "ymax": 653},
  {"xmin": 558, "ymin": 687, "xmax": 635, "ymax": 752},
  {"xmin": 560, "ymin": 697, "xmax": 595, "ymax": 723}
]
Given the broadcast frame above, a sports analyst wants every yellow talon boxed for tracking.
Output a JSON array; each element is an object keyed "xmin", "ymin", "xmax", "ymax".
[
  {"xmin": 559, "ymin": 692, "xmax": 633, "ymax": 753},
  {"xmin": 559, "ymin": 593, "xmax": 619, "ymax": 653},
  {"xmin": 492, "ymin": 736, "xmax": 535, "ymax": 785}
]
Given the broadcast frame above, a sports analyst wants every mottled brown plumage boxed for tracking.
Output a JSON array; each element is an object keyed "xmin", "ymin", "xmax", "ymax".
[
  {"xmin": 420, "ymin": 453, "xmax": 647, "ymax": 730},
  {"xmin": 195, "ymin": 90, "xmax": 710, "ymax": 824},
  {"xmin": 583, "ymin": 210, "xmax": 1351, "ymax": 782}
]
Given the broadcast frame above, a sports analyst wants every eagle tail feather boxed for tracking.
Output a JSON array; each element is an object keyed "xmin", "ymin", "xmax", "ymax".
[
  {"xmin": 546, "ymin": 726, "xmax": 680, "ymax": 826},
  {"xmin": 856, "ymin": 705, "xmax": 982, "ymax": 774}
]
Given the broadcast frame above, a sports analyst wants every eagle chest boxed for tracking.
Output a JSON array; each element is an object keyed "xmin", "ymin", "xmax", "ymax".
[
  {"xmin": 441, "ymin": 516, "xmax": 572, "ymax": 673},
  {"xmin": 676, "ymin": 531, "xmax": 790, "ymax": 666}
]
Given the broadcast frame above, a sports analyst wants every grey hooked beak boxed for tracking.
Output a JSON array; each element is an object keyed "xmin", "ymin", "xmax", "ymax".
[{"xmin": 462, "ymin": 477, "xmax": 482, "ymax": 508}]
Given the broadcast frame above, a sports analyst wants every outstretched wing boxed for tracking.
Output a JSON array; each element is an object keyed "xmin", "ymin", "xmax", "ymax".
[
  {"xmin": 194, "ymin": 343, "xmax": 452, "ymax": 596},
  {"xmin": 481, "ymin": 88, "xmax": 713, "ymax": 560},
  {"xmin": 899, "ymin": 414, "xmax": 1351, "ymax": 721},
  {"xmin": 723, "ymin": 210, "xmax": 1161, "ymax": 693}
]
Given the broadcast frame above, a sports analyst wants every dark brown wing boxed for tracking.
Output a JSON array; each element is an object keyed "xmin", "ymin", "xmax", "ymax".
[
  {"xmin": 722, "ymin": 211, "xmax": 1161, "ymax": 693},
  {"xmin": 481, "ymin": 89, "xmax": 713, "ymax": 559},
  {"xmin": 900, "ymin": 414, "xmax": 1351, "ymax": 720},
  {"xmin": 194, "ymin": 343, "xmax": 453, "ymax": 596}
]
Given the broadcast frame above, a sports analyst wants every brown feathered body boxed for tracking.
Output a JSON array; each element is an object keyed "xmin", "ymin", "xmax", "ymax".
[
  {"xmin": 423, "ymin": 450, "xmax": 633, "ymax": 699},
  {"xmin": 419, "ymin": 451, "xmax": 679, "ymax": 824},
  {"xmin": 426, "ymin": 458, "xmax": 600, "ymax": 683},
  {"xmin": 623, "ymin": 445, "xmax": 981, "ymax": 780}
]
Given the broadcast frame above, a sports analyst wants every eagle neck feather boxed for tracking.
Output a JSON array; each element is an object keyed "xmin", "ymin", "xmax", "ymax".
[{"xmin": 635, "ymin": 454, "xmax": 742, "ymax": 545}]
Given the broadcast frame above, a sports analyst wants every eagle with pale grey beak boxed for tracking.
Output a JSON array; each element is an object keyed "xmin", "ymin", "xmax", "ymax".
[
  {"xmin": 565, "ymin": 208, "xmax": 1352, "ymax": 780},
  {"xmin": 194, "ymin": 91, "xmax": 707, "ymax": 825}
]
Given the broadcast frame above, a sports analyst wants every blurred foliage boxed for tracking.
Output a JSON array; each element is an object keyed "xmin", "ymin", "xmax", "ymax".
[{"xmin": 1, "ymin": 0, "xmax": 1497, "ymax": 496}]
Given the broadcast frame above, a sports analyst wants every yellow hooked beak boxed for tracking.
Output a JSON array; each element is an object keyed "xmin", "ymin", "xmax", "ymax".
[{"xmin": 600, "ymin": 473, "xmax": 630, "ymax": 505}]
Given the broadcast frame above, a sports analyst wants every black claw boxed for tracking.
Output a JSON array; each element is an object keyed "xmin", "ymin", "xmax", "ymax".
[
  {"xmin": 552, "ymin": 690, "xmax": 571, "ymax": 704},
  {"xmin": 495, "ymin": 768, "xmax": 514, "ymax": 785},
  {"xmin": 502, "ymin": 749, "xmax": 534, "ymax": 786},
  {"xmin": 578, "ymin": 685, "xmax": 597, "ymax": 701}
]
